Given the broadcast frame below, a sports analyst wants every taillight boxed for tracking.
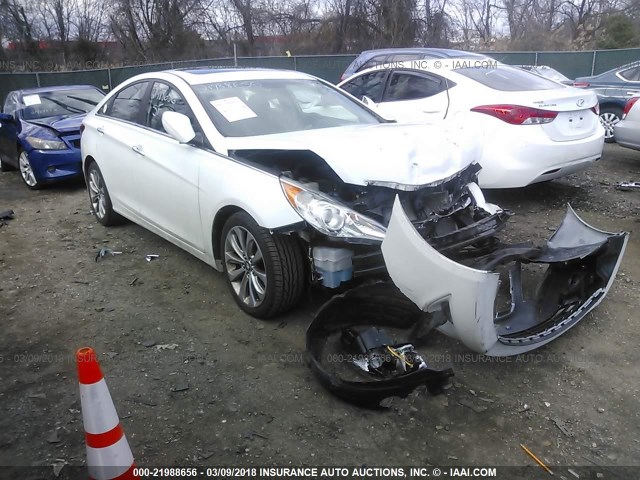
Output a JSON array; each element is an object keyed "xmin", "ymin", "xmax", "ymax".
[
  {"xmin": 471, "ymin": 105, "xmax": 558, "ymax": 125},
  {"xmin": 591, "ymin": 104, "xmax": 600, "ymax": 115},
  {"xmin": 573, "ymin": 82, "xmax": 590, "ymax": 88},
  {"xmin": 622, "ymin": 97, "xmax": 639, "ymax": 119}
]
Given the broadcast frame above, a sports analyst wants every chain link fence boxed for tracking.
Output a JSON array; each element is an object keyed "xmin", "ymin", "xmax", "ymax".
[{"xmin": 1, "ymin": 48, "xmax": 639, "ymax": 103}]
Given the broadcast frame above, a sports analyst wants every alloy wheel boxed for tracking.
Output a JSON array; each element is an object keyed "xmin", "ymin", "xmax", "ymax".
[
  {"xmin": 224, "ymin": 226, "xmax": 267, "ymax": 308},
  {"xmin": 600, "ymin": 112, "xmax": 620, "ymax": 140},
  {"xmin": 19, "ymin": 152, "xmax": 37, "ymax": 187},
  {"xmin": 88, "ymin": 169, "xmax": 107, "ymax": 219}
]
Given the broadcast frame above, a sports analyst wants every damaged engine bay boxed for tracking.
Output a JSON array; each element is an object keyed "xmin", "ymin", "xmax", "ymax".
[{"xmin": 231, "ymin": 149, "xmax": 509, "ymax": 252}]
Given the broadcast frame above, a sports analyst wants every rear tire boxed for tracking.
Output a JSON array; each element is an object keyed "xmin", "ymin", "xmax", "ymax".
[
  {"xmin": 600, "ymin": 107, "xmax": 623, "ymax": 144},
  {"xmin": 221, "ymin": 211, "xmax": 305, "ymax": 318},
  {"xmin": 86, "ymin": 161, "xmax": 124, "ymax": 226}
]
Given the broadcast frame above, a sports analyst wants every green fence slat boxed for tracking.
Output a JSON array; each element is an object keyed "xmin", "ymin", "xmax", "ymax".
[
  {"xmin": 109, "ymin": 62, "xmax": 174, "ymax": 88},
  {"xmin": 537, "ymin": 51, "xmax": 594, "ymax": 79},
  {"xmin": 38, "ymin": 69, "xmax": 111, "ymax": 93},
  {"xmin": 483, "ymin": 52, "xmax": 537, "ymax": 66},
  {"xmin": 295, "ymin": 55, "xmax": 357, "ymax": 82},
  {"xmin": 593, "ymin": 48, "xmax": 640, "ymax": 76},
  {"xmin": 237, "ymin": 56, "xmax": 296, "ymax": 70}
]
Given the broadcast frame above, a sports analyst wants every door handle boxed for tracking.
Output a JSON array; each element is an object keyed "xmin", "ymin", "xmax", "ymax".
[
  {"xmin": 132, "ymin": 145, "xmax": 145, "ymax": 156},
  {"xmin": 96, "ymin": 126, "xmax": 104, "ymax": 134}
]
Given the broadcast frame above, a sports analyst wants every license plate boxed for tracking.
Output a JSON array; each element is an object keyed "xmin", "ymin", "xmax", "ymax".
[{"xmin": 567, "ymin": 112, "xmax": 585, "ymax": 129}]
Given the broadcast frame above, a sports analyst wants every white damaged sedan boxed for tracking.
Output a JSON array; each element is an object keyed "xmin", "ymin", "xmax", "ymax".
[{"xmin": 81, "ymin": 68, "xmax": 627, "ymax": 355}]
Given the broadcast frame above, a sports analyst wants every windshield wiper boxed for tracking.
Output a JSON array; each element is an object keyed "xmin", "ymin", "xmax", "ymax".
[
  {"xmin": 40, "ymin": 95, "xmax": 85, "ymax": 114},
  {"xmin": 66, "ymin": 95, "xmax": 100, "ymax": 107}
]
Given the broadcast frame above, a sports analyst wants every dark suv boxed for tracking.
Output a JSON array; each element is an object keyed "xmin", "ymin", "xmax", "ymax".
[
  {"xmin": 574, "ymin": 61, "xmax": 640, "ymax": 142},
  {"xmin": 340, "ymin": 48, "xmax": 489, "ymax": 81}
]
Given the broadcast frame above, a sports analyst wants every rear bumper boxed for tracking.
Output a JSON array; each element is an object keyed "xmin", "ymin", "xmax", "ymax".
[
  {"xmin": 26, "ymin": 148, "xmax": 82, "ymax": 182},
  {"xmin": 613, "ymin": 119, "xmax": 640, "ymax": 151},
  {"xmin": 478, "ymin": 124, "xmax": 605, "ymax": 188}
]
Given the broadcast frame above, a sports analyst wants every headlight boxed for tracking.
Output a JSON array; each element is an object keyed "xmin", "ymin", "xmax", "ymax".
[
  {"xmin": 26, "ymin": 136, "xmax": 67, "ymax": 150},
  {"xmin": 281, "ymin": 178, "xmax": 386, "ymax": 242}
]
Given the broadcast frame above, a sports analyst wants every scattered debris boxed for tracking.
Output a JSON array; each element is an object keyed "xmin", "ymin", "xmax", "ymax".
[
  {"xmin": 517, "ymin": 403, "xmax": 531, "ymax": 413},
  {"xmin": 552, "ymin": 417, "xmax": 575, "ymax": 437},
  {"xmin": 520, "ymin": 443, "xmax": 553, "ymax": 475},
  {"xmin": 129, "ymin": 277, "xmax": 140, "ymax": 286},
  {"xmin": 568, "ymin": 468, "xmax": 580, "ymax": 478},
  {"xmin": 0, "ymin": 209, "xmax": 14, "ymax": 228},
  {"xmin": 244, "ymin": 431, "xmax": 269, "ymax": 440},
  {"xmin": 104, "ymin": 352, "xmax": 118, "ymax": 359},
  {"xmin": 46, "ymin": 430, "xmax": 61, "ymax": 444},
  {"xmin": 52, "ymin": 460, "xmax": 66, "ymax": 477},
  {"xmin": 145, "ymin": 254, "xmax": 160, "ymax": 262},
  {"xmin": 171, "ymin": 381, "xmax": 189, "ymax": 392},
  {"xmin": 155, "ymin": 343, "xmax": 178, "ymax": 351},
  {"xmin": 27, "ymin": 393, "xmax": 46, "ymax": 399},
  {"xmin": 458, "ymin": 397, "xmax": 488, "ymax": 413},
  {"xmin": 597, "ymin": 407, "xmax": 605, "ymax": 413},
  {"xmin": 616, "ymin": 181, "xmax": 640, "ymax": 192},
  {"xmin": 142, "ymin": 340, "xmax": 156, "ymax": 348},
  {"xmin": 95, "ymin": 248, "xmax": 122, "ymax": 262}
]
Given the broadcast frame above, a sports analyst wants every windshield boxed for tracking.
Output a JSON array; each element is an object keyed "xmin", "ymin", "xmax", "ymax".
[
  {"xmin": 192, "ymin": 78, "xmax": 381, "ymax": 137},
  {"xmin": 19, "ymin": 88, "xmax": 105, "ymax": 120},
  {"xmin": 455, "ymin": 65, "xmax": 562, "ymax": 91}
]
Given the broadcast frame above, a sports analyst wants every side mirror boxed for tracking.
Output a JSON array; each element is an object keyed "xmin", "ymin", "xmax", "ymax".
[{"xmin": 162, "ymin": 111, "xmax": 195, "ymax": 144}]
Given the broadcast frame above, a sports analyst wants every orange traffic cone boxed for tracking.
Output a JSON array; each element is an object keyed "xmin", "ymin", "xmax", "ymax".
[{"xmin": 76, "ymin": 347, "xmax": 138, "ymax": 480}]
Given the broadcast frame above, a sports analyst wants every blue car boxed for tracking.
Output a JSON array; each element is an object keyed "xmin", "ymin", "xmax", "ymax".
[{"xmin": 0, "ymin": 85, "xmax": 105, "ymax": 189}]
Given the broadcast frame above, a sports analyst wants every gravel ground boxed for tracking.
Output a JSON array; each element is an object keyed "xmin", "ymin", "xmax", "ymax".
[{"xmin": 0, "ymin": 144, "xmax": 639, "ymax": 477}]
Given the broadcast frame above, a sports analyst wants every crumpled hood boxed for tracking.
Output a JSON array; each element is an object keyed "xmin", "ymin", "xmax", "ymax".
[
  {"xmin": 224, "ymin": 122, "xmax": 481, "ymax": 187},
  {"xmin": 26, "ymin": 113, "xmax": 84, "ymax": 134}
]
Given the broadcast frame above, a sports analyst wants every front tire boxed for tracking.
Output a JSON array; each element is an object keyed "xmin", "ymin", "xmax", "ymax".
[
  {"xmin": 18, "ymin": 151, "xmax": 40, "ymax": 189},
  {"xmin": 221, "ymin": 212, "xmax": 305, "ymax": 318},
  {"xmin": 600, "ymin": 107, "xmax": 622, "ymax": 143},
  {"xmin": 86, "ymin": 161, "xmax": 123, "ymax": 226}
]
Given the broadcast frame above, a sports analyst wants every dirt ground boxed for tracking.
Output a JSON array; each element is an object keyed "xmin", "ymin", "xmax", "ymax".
[{"xmin": 0, "ymin": 144, "xmax": 639, "ymax": 477}]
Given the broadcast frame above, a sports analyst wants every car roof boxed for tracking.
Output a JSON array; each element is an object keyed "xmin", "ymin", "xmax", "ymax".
[
  {"xmin": 358, "ymin": 48, "xmax": 486, "ymax": 58},
  {"xmin": 167, "ymin": 67, "xmax": 316, "ymax": 85},
  {"xmin": 13, "ymin": 85, "xmax": 101, "ymax": 96}
]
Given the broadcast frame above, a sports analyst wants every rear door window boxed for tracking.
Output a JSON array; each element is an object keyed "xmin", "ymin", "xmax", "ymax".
[
  {"xmin": 341, "ymin": 70, "xmax": 389, "ymax": 102},
  {"xmin": 619, "ymin": 66, "xmax": 640, "ymax": 81},
  {"xmin": 107, "ymin": 82, "xmax": 150, "ymax": 123},
  {"xmin": 455, "ymin": 66, "xmax": 560, "ymax": 91},
  {"xmin": 383, "ymin": 71, "xmax": 448, "ymax": 101},
  {"xmin": 358, "ymin": 55, "xmax": 389, "ymax": 72}
]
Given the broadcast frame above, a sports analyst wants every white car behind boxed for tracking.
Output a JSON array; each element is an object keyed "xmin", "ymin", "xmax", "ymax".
[
  {"xmin": 338, "ymin": 61, "xmax": 605, "ymax": 188},
  {"xmin": 613, "ymin": 95, "xmax": 640, "ymax": 150}
]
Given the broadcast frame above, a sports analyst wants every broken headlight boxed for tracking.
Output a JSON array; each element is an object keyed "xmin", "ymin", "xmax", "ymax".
[{"xmin": 281, "ymin": 178, "xmax": 386, "ymax": 241}]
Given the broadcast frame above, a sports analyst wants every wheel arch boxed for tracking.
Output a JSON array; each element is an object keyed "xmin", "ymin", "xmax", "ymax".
[
  {"xmin": 599, "ymin": 100, "xmax": 625, "ymax": 112},
  {"xmin": 211, "ymin": 205, "xmax": 245, "ymax": 263},
  {"xmin": 83, "ymin": 155, "xmax": 97, "ymax": 177}
]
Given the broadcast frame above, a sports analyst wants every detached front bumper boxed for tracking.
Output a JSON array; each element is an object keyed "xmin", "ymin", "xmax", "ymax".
[{"xmin": 381, "ymin": 197, "xmax": 628, "ymax": 356}]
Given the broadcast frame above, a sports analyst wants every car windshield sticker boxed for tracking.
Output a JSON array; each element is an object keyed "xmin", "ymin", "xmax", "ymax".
[
  {"xmin": 23, "ymin": 94, "xmax": 41, "ymax": 106},
  {"xmin": 210, "ymin": 97, "xmax": 257, "ymax": 122}
]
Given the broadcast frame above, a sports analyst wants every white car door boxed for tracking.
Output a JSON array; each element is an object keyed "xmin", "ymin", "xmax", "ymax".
[
  {"xmin": 130, "ymin": 81, "xmax": 205, "ymax": 253},
  {"xmin": 94, "ymin": 81, "xmax": 152, "ymax": 217},
  {"xmin": 374, "ymin": 70, "xmax": 449, "ymax": 123}
]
